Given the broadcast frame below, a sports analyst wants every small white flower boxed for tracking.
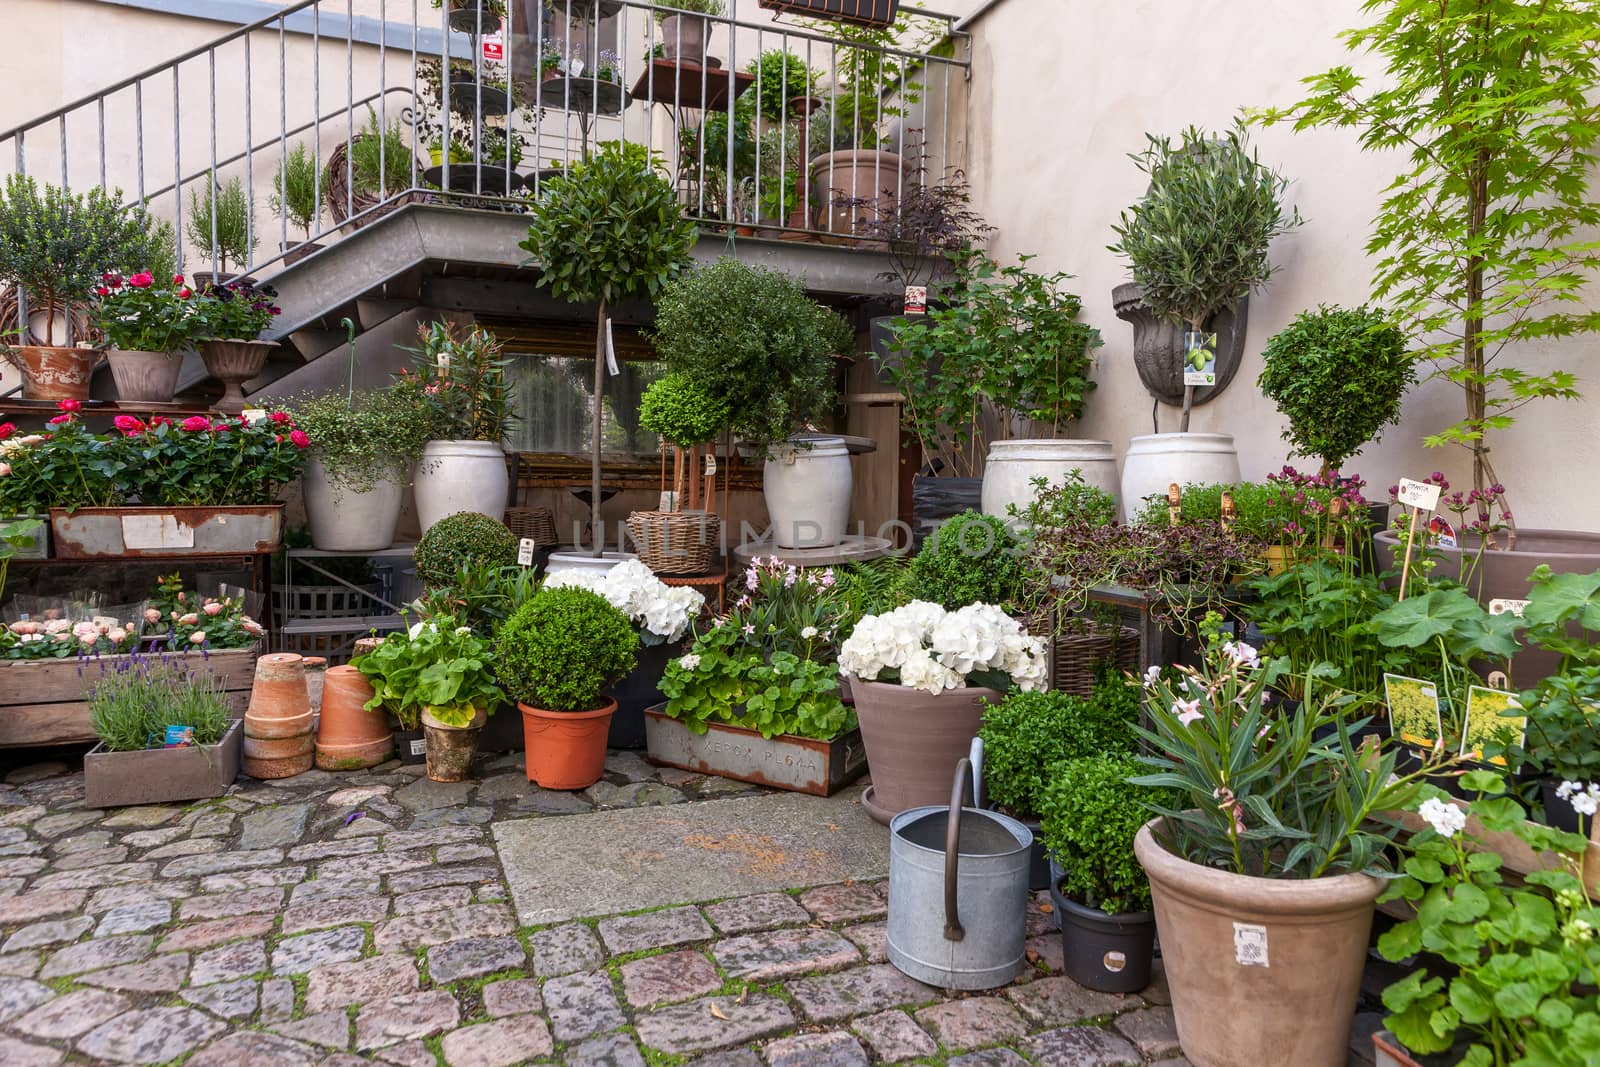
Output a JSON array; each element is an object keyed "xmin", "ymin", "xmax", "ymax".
[
  {"xmin": 1143, "ymin": 665, "xmax": 1162, "ymax": 689},
  {"xmin": 1172, "ymin": 698, "xmax": 1203, "ymax": 726},
  {"xmin": 800, "ymin": 626, "xmax": 819, "ymax": 640},
  {"xmin": 677, "ymin": 653, "xmax": 701, "ymax": 671},
  {"xmin": 1418, "ymin": 796, "xmax": 1468, "ymax": 839},
  {"xmin": 1221, "ymin": 640, "xmax": 1260, "ymax": 669},
  {"xmin": 1572, "ymin": 787, "xmax": 1600, "ymax": 818}
]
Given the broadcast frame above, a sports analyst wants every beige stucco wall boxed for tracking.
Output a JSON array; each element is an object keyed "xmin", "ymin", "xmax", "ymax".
[{"xmin": 964, "ymin": 0, "xmax": 1598, "ymax": 531}]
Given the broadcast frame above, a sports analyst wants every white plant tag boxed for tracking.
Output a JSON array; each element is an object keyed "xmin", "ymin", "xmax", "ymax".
[
  {"xmin": 1233, "ymin": 922, "xmax": 1269, "ymax": 967},
  {"xmin": 569, "ymin": 57, "xmax": 586, "ymax": 78},
  {"xmin": 660, "ymin": 490, "xmax": 679, "ymax": 512},
  {"xmin": 704, "ymin": 453, "xmax": 717, "ymax": 477},
  {"xmin": 1489, "ymin": 598, "xmax": 1530, "ymax": 618},
  {"xmin": 240, "ymin": 408, "xmax": 268, "ymax": 425},
  {"xmin": 1397, "ymin": 478, "xmax": 1442, "ymax": 511},
  {"xmin": 409, "ymin": 738, "xmax": 426, "ymax": 757},
  {"xmin": 517, "ymin": 538, "xmax": 536, "ymax": 567},
  {"xmin": 604, "ymin": 318, "xmax": 619, "ymax": 377}
]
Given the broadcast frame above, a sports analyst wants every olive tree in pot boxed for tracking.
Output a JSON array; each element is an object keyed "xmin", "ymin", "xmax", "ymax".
[
  {"xmin": 1109, "ymin": 121, "xmax": 1300, "ymax": 514},
  {"xmin": 651, "ymin": 257, "xmax": 855, "ymax": 549},
  {"xmin": 403, "ymin": 322, "xmax": 514, "ymax": 534},
  {"xmin": 1131, "ymin": 623, "xmax": 1423, "ymax": 1067},
  {"xmin": 520, "ymin": 142, "xmax": 697, "ymax": 557},
  {"xmin": 1263, "ymin": 0, "xmax": 1600, "ymax": 593},
  {"xmin": 496, "ymin": 586, "xmax": 640, "ymax": 789},
  {"xmin": 290, "ymin": 386, "xmax": 434, "ymax": 551}
]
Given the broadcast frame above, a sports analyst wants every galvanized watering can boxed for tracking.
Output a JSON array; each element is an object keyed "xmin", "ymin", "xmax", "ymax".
[{"xmin": 886, "ymin": 757, "xmax": 1033, "ymax": 990}]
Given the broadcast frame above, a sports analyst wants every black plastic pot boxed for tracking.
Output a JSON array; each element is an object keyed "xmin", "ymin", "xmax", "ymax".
[
  {"xmin": 1541, "ymin": 779, "xmax": 1592, "ymax": 836},
  {"xmin": 1048, "ymin": 859, "xmax": 1155, "ymax": 993},
  {"xmin": 607, "ymin": 640, "xmax": 681, "ymax": 749},
  {"xmin": 393, "ymin": 727, "xmax": 426, "ymax": 765},
  {"xmin": 912, "ymin": 476, "xmax": 983, "ymax": 546},
  {"xmin": 478, "ymin": 707, "xmax": 525, "ymax": 753}
]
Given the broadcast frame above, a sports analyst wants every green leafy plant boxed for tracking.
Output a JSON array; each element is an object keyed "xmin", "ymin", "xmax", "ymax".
[
  {"xmin": 270, "ymin": 142, "xmax": 322, "ymax": 241},
  {"xmin": 495, "ymin": 586, "xmax": 639, "ymax": 713},
  {"xmin": 0, "ymin": 175, "xmax": 170, "ymax": 345},
  {"xmin": 399, "ymin": 321, "xmax": 514, "ymax": 443},
  {"xmin": 89, "ymin": 271, "xmax": 203, "ymax": 353},
  {"xmin": 832, "ymin": 555, "xmax": 912, "ymax": 637},
  {"xmin": 1108, "ymin": 120, "xmax": 1301, "ymax": 431},
  {"xmin": 651, "ymin": 257, "xmax": 853, "ymax": 447},
  {"xmin": 428, "ymin": 0, "xmax": 507, "ymax": 14},
  {"xmin": 1246, "ymin": 555, "xmax": 1400, "ymax": 702},
  {"xmin": 353, "ymin": 613, "xmax": 503, "ymax": 729},
  {"xmin": 1260, "ymin": 0, "xmax": 1600, "ymax": 527},
  {"xmin": 187, "ymin": 278, "xmax": 280, "ymax": 341},
  {"xmin": 88, "ymin": 655, "xmax": 232, "ymax": 752},
  {"xmin": 1008, "ymin": 472, "xmax": 1118, "ymax": 530},
  {"xmin": 0, "ymin": 412, "xmax": 129, "ymax": 512},
  {"xmin": 979, "ymin": 680, "xmax": 1140, "ymax": 819},
  {"xmin": 1138, "ymin": 471, "xmax": 1372, "ymax": 550},
  {"xmin": 1042, "ymin": 755, "xmax": 1178, "ymax": 915},
  {"xmin": 801, "ymin": 14, "xmax": 928, "ymax": 151},
  {"xmin": 638, "ymin": 372, "xmax": 730, "ymax": 448},
  {"xmin": 1521, "ymin": 666, "xmax": 1600, "ymax": 797},
  {"xmin": 905, "ymin": 510, "xmax": 1025, "ymax": 612},
  {"xmin": 882, "ymin": 253, "xmax": 1101, "ymax": 477},
  {"xmin": 186, "ymin": 176, "xmax": 257, "ymax": 274},
  {"xmin": 414, "ymin": 511, "xmax": 518, "ymax": 589},
  {"xmin": 415, "ymin": 557, "xmax": 539, "ymax": 635},
  {"xmin": 346, "ymin": 109, "xmax": 415, "ymax": 199},
  {"xmin": 744, "ymin": 49, "xmax": 819, "ymax": 125},
  {"xmin": 1376, "ymin": 773, "xmax": 1598, "ymax": 1065},
  {"xmin": 288, "ymin": 386, "xmax": 432, "ymax": 494},
  {"xmin": 1257, "ymin": 305, "xmax": 1414, "ymax": 474}
]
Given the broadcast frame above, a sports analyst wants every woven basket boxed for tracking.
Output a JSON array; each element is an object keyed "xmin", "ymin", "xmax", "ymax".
[
  {"xmin": 324, "ymin": 139, "xmax": 427, "ymax": 232},
  {"xmin": 1051, "ymin": 624, "xmax": 1141, "ymax": 697},
  {"xmin": 504, "ymin": 506, "xmax": 558, "ymax": 548},
  {"xmin": 627, "ymin": 510, "xmax": 720, "ymax": 575}
]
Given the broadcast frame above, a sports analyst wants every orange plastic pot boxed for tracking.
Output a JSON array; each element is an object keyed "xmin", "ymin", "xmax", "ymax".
[
  {"xmin": 518, "ymin": 697, "xmax": 616, "ymax": 790},
  {"xmin": 315, "ymin": 665, "xmax": 393, "ymax": 770}
]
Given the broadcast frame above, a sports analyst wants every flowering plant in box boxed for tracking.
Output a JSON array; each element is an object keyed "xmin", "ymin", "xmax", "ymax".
[
  {"xmin": 88, "ymin": 271, "xmax": 203, "ymax": 352},
  {"xmin": 117, "ymin": 410, "xmax": 308, "ymax": 506},
  {"xmin": 544, "ymin": 558, "xmax": 704, "ymax": 645},
  {"xmin": 4, "ymin": 614, "xmax": 141, "ymax": 659},
  {"xmin": 188, "ymin": 278, "xmax": 281, "ymax": 340},
  {"xmin": 143, "ymin": 572, "xmax": 265, "ymax": 651},
  {"xmin": 839, "ymin": 600, "xmax": 1048, "ymax": 695},
  {"xmin": 0, "ymin": 406, "xmax": 131, "ymax": 513}
]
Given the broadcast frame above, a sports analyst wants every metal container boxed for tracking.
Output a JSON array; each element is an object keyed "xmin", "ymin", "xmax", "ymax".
[
  {"xmin": 49, "ymin": 505, "xmax": 284, "ymax": 558},
  {"xmin": 644, "ymin": 708, "xmax": 866, "ymax": 797},
  {"xmin": 887, "ymin": 758, "xmax": 1032, "ymax": 990}
]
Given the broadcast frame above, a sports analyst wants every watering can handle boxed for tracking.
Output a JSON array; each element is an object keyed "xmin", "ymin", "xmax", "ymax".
[{"xmin": 944, "ymin": 757, "xmax": 974, "ymax": 943}]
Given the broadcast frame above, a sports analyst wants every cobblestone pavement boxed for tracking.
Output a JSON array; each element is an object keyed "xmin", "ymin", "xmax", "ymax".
[{"xmin": 0, "ymin": 754, "xmax": 1188, "ymax": 1066}]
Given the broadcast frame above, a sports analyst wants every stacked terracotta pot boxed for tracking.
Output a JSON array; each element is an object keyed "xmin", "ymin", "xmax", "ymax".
[
  {"xmin": 315, "ymin": 665, "xmax": 394, "ymax": 770},
  {"xmin": 242, "ymin": 653, "xmax": 315, "ymax": 778}
]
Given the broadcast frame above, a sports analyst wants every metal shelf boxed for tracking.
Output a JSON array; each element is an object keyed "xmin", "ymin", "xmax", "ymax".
[{"xmin": 278, "ymin": 614, "xmax": 405, "ymax": 636}]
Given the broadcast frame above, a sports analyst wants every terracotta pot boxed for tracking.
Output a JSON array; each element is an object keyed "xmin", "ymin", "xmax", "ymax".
[
  {"xmin": 422, "ymin": 708, "xmax": 487, "ymax": 783},
  {"xmin": 810, "ymin": 149, "xmax": 905, "ymax": 236},
  {"xmin": 1134, "ymin": 820, "xmax": 1380, "ymax": 1067},
  {"xmin": 242, "ymin": 731, "xmax": 315, "ymax": 780},
  {"xmin": 200, "ymin": 338, "xmax": 276, "ymax": 413},
  {"xmin": 8, "ymin": 345, "xmax": 99, "ymax": 401},
  {"xmin": 519, "ymin": 697, "xmax": 617, "ymax": 790},
  {"xmin": 244, "ymin": 653, "xmax": 314, "ymax": 738},
  {"xmin": 849, "ymin": 676, "xmax": 999, "ymax": 825},
  {"xmin": 315, "ymin": 665, "xmax": 394, "ymax": 770},
  {"xmin": 106, "ymin": 348, "xmax": 183, "ymax": 403}
]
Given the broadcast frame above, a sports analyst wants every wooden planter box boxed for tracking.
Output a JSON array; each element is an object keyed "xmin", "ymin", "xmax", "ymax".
[
  {"xmin": 1392, "ymin": 799, "xmax": 1600, "ymax": 894},
  {"xmin": 84, "ymin": 720, "xmax": 243, "ymax": 808},
  {"xmin": 644, "ymin": 706, "xmax": 866, "ymax": 796},
  {"xmin": 0, "ymin": 645, "xmax": 261, "ymax": 747},
  {"xmin": 49, "ymin": 505, "xmax": 284, "ymax": 558}
]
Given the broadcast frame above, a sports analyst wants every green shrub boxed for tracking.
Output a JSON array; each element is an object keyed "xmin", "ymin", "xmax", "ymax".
[
  {"xmin": 638, "ymin": 372, "xmax": 729, "ymax": 448},
  {"xmin": 186, "ymin": 176, "xmax": 257, "ymax": 274},
  {"xmin": 88, "ymin": 657, "xmax": 231, "ymax": 752},
  {"xmin": 979, "ymin": 679, "xmax": 1140, "ymax": 818},
  {"xmin": 496, "ymin": 586, "xmax": 639, "ymax": 712},
  {"xmin": 1009, "ymin": 471, "xmax": 1118, "ymax": 529},
  {"xmin": 414, "ymin": 512, "xmax": 518, "ymax": 588},
  {"xmin": 1039, "ymin": 755, "xmax": 1177, "ymax": 915},
  {"xmin": 907, "ymin": 511, "xmax": 1024, "ymax": 611}
]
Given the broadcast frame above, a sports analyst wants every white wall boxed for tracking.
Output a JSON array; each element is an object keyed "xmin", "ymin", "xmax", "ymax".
[{"xmin": 964, "ymin": 0, "xmax": 1599, "ymax": 530}]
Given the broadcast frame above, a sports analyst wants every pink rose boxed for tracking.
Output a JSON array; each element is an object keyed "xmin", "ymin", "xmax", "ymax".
[
  {"xmin": 188, "ymin": 631, "xmax": 207, "ymax": 645},
  {"xmin": 144, "ymin": 608, "xmax": 162, "ymax": 624},
  {"xmin": 0, "ymin": 463, "xmax": 10, "ymax": 477},
  {"xmin": 203, "ymin": 602, "xmax": 223, "ymax": 616},
  {"xmin": 181, "ymin": 416, "xmax": 211, "ymax": 432},
  {"xmin": 128, "ymin": 271, "xmax": 155, "ymax": 289},
  {"xmin": 178, "ymin": 613, "xmax": 199, "ymax": 626},
  {"xmin": 289, "ymin": 429, "xmax": 310, "ymax": 449}
]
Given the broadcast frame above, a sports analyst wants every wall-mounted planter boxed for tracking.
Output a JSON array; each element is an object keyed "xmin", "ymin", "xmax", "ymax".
[
  {"xmin": 48, "ymin": 505, "xmax": 284, "ymax": 558},
  {"xmin": 84, "ymin": 720, "xmax": 244, "ymax": 808},
  {"xmin": 757, "ymin": 0, "xmax": 900, "ymax": 29},
  {"xmin": 644, "ymin": 707, "xmax": 867, "ymax": 797},
  {"xmin": 1112, "ymin": 283, "xmax": 1249, "ymax": 408}
]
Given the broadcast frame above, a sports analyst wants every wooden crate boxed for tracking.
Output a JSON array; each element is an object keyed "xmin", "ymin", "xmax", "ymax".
[{"xmin": 0, "ymin": 646, "xmax": 261, "ymax": 748}]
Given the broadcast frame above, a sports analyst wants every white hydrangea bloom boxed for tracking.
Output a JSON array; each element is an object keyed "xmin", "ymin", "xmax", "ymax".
[
  {"xmin": 545, "ymin": 560, "xmax": 703, "ymax": 642},
  {"xmin": 838, "ymin": 600, "xmax": 1046, "ymax": 693}
]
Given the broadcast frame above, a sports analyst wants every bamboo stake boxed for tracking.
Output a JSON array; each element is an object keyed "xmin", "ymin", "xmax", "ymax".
[{"xmin": 1398, "ymin": 505, "xmax": 1422, "ymax": 602}]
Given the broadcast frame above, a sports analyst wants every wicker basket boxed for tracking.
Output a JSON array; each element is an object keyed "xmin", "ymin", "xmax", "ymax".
[
  {"xmin": 1051, "ymin": 624, "xmax": 1142, "ymax": 697},
  {"xmin": 504, "ymin": 506, "xmax": 558, "ymax": 548},
  {"xmin": 324, "ymin": 139, "xmax": 427, "ymax": 232},
  {"xmin": 626, "ymin": 510, "xmax": 721, "ymax": 575}
]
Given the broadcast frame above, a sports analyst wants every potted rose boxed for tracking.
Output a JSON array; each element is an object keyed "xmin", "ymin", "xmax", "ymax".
[
  {"xmin": 88, "ymin": 270, "xmax": 202, "ymax": 403},
  {"xmin": 188, "ymin": 278, "xmax": 282, "ymax": 413},
  {"xmin": 352, "ymin": 613, "xmax": 503, "ymax": 782},
  {"xmin": 544, "ymin": 558, "xmax": 704, "ymax": 748},
  {"xmin": 495, "ymin": 586, "xmax": 639, "ymax": 789},
  {"xmin": 839, "ymin": 599, "xmax": 1047, "ymax": 824}
]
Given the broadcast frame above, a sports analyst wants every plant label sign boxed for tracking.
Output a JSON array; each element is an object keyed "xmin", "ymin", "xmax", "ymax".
[
  {"xmin": 1397, "ymin": 478, "xmax": 1442, "ymax": 512},
  {"xmin": 517, "ymin": 538, "xmax": 536, "ymax": 567},
  {"xmin": 1233, "ymin": 922, "xmax": 1268, "ymax": 967},
  {"xmin": 1461, "ymin": 686, "xmax": 1526, "ymax": 768},
  {"xmin": 240, "ymin": 408, "xmax": 268, "ymax": 425},
  {"xmin": 1183, "ymin": 331, "xmax": 1217, "ymax": 387},
  {"xmin": 659, "ymin": 490, "xmax": 679, "ymax": 512},
  {"xmin": 1384, "ymin": 673, "xmax": 1444, "ymax": 749},
  {"xmin": 1488, "ymin": 598, "xmax": 1530, "ymax": 617},
  {"xmin": 604, "ymin": 317, "xmax": 619, "ymax": 377},
  {"xmin": 482, "ymin": 32, "xmax": 504, "ymax": 63},
  {"xmin": 903, "ymin": 285, "xmax": 927, "ymax": 315},
  {"xmin": 704, "ymin": 453, "xmax": 717, "ymax": 477}
]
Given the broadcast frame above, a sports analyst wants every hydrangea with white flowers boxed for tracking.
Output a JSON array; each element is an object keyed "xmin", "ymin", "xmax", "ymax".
[
  {"xmin": 544, "ymin": 559, "xmax": 704, "ymax": 645},
  {"xmin": 839, "ymin": 600, "xmax": 1048, "ymax": 695}
]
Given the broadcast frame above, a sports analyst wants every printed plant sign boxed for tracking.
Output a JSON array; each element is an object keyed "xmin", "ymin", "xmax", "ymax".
[
  {"xmin": 1183, "ymin": 331, "xmax": 1217, "ymax": 387},
  {"xmin": 1460, "ymin": 686, "xmax": 1526, "ymax": 767},
  {"xmin": 1384, "ymin": 673, "xmax": 1443, "ymax": 749}
]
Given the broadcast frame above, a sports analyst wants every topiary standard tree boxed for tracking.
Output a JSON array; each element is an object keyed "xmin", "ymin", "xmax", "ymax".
[
  {"xmin": 1109, "ymin": 120, "xmax": 1301, "ymax": 431},
  {"xmin": 520, "ymin": 142, "xmax": 697, "ymax": 554}
]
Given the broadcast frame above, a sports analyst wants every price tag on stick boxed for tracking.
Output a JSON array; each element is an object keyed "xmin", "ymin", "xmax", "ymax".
[
  {"xmin": 1396, "ymin": 478, "xmax": 1442, "ymax": 602},
  {"xmin": 517, "ymin": 538, "xmax": 536, "ymax": 567}
]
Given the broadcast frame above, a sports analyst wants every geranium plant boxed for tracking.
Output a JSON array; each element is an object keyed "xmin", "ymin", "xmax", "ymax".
[
  {"xmin": 188, "ymin": 278, "xmax": 281, "ymax": 341},
  {"xmin": 89, "ymin": 270, "xmax": 203, "ymax": 352},
  {"xmin": 352, "ymin": 613, "xmax": 504, "ymax": 729},
  {"xmin": 839, "ymin": 600, "xmax": 1048, "ymax": 695},
  {"xmin": 544, "ymin": 559, "xmax": 704, "ymax": 646}
]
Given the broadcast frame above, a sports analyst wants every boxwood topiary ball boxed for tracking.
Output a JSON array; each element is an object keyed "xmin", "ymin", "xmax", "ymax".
[
  {"xmin": 414, "ymin": 511, "xmax": 518, "ymax": 588},
  {"xmin": 495, "ymin": 585, "xmax": 640, "ymax": 712}
]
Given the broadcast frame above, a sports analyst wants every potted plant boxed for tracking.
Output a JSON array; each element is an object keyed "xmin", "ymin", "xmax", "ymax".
[
  {"xmin": 546, "ymin": 558, "xmax": 704, "ymax": 749},
  {"xmin": 186, "ymin": 176, "xmax": 256, "ymax": 282},
  {"xmin": 401, "ymin": 322, "xmax": 514, "ymax": 533},
  {"xmin": 413, "ymin": 511, "xmax": 519, "ymax": 590},
  {"xmin": 328, "ymin": 109, "xmax": 419, "ymax": 230},
  {"xmin": 657, "ymin": 0, "xmax": 724, "ymax": 64},
  {"xmin": 1131, "ymin": 619, "xmax": 1422, "ymax": 1067},
  {"xmin": 903, "ymin": 510, "xmax": 1024, "ymax": 611},
  {"xmin": 629, "ymin": 372, "xmax": 730, "ymax": 576},
  {"xmin": 430, "ymin": 0, "xmax": 506, "ymax": 34},
  {"xmin": 839, "ymin": 599, "xmax": 1047, "ymax": 824},
  {"xmin": 0, "ymin": 175, "xmax": 168, "ymax": 400},
  {"xmin": 82, "ymin": 655, "xmax": 243, "ymax": 808},
  {"xmin": 1108, "ymin": 121, "xmax": 1301, "ymax": 513},
  {"xmin": 1523, "ymin": 667, "xmax": 1600, "ymax": 836},
  {"xmin": 270, "ymin": 142, "xmax": 324, "ymax": 264},
  {"xmin": 495, "ymin": 586, "xmax": 640, "ymax": 790},
  {"xmin": 651, "ymin": 258, "xmax": 854, "ymax": 549},
  {"xmin": 87, "ymin": 270, "xmax": 200, "ymax": 404},
  {"xmin": 289, "ymin": 385, "xmax": 432, "ymax": 551},
  {"xmin": 353, "ymin": 613, "xmax": 503, "ymax": 781},
  {"xmin": 188, "ymin": 277, "xmax": 282, "ymax": 412},
  {"xmin": 521, "ymin": 142, "xmax": 696, "ymax": 558},
  {"xmin": 805, "ymin": 17, "xmax": 912, "ymax": 236},
  {"xmin": 0, "ymin": 512, "xmax": 45, "ymax": 565},
  {"xmin": 883, "ymin": 254, "xmax": 1113, "ymax": 522},
  {"xmin": 1040, "ymin": 754, "xmax": 1177, "ymax": 994}
]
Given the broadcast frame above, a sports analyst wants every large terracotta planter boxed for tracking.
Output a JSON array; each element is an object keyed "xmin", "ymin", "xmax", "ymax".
[
  {"xmin": 315, "ymin": 665, "xmax": 394, "ymax": 770},
  {"xmin": 519, "ymin": 697, "xmax": 617, "ymax": 790},
  {"xmin": 413, "ymin": 440, "xmax": 509, "ymax": 533},
  {"xmin": 303, "ymin": 454, "xmax": 406, "ymax": 551},
  {"xmin": 200, "ymin": 338, "xmax": 276, "ymax": 413},
  {"xmin": 1134, "ymin": 820, "xmax": 1380, "ymax": 1067},
  {"xmin": 106, "ymin": 348, "xmax": 183, "ymax": 404},
  {"xmin": 7, "ymin": 345, "xmax": 99, "ymax": 401},
  {"xmin": 849, "ymin": 675, "xmax": 1000, "ymax": 825},
  {"xmin": 422, "ymin": 708, "xmax": 486, "ymax": 783},
  {"xmin": 810, "ymin": 149, "xmax": 905, "ymax": 236},
  {"xmin": 660, "ymin": 13, "xmax": 710, "ymax": 63},
  {"xmin": 243, "ymin": 652, "xmax": 315, "ymax": 779}
]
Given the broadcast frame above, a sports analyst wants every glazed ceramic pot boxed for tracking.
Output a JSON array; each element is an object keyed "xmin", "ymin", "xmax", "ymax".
[
  {"xmin": 200, "ymin": 338, "xmax": 276, "ymax": 413},
  {"xmin": 315, "ymin": 665, "xmax": 394, "ymax": 770},
  {"xmin": 303, "ymin": 454, "xmax": 406, "ymax": 552},
  {"xmin": 981, "ymin": 439, "xmax": 1120, "ymax": 523},
  {"xmin": 8, "ymin": 345, "xmax": 99, "ymax": 401},
  {"xmin": 413, "ymin": 440, "xmax": 509, "ymax": 533},
  {"xmin": 106, "ymin": 348, "xmax": 183, "ymax": 404},
  {"xmin": 519, "ymin": 697, "xmax": 617, "ymax": 790},
  {"xmin": 849, "ymin": 676, "xmax": 1000, "ymax": 825}
]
